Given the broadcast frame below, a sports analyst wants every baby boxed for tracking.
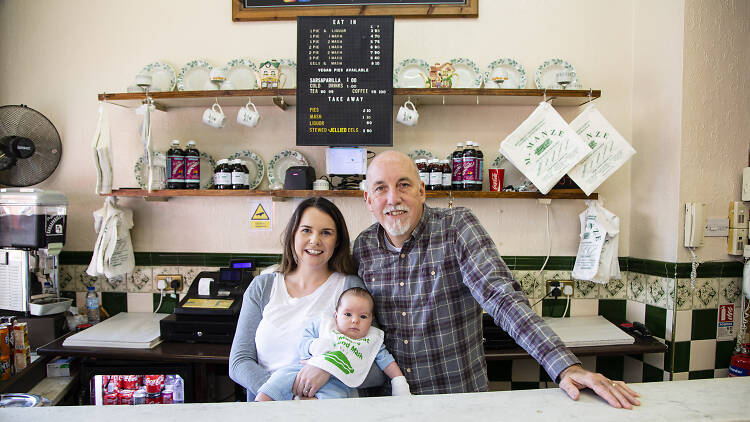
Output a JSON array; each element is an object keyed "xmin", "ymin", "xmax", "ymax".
[{"xmin": 256, "ymin": 287, "xmax": 410, "ymax": 401}]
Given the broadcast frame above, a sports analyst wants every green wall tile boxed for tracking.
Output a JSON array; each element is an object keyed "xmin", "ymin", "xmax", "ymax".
[
  {"xmin": 542, "ymin": 256, "xmax": 574, "ymax": 271},
  {"xmin": 510, "ymin": 382, "xmax": 539, "ymax": 390},
  {"xmin": 596, "ymin": 355, "xmax": 625, "ymax": 381},
  {"xmin": 645, "ymin": 305, "xmax": 667, "ymax": 340},
  {"xmin": 670, "ymin": 341, "xmax": 691, "ymax": 373},
  {"xmin": 515, "ymin": 256, "xmax": 546, "ymax": 270},
  {"xmin": 500, "ymin": 256, "xmax": 516, "ymax": 270},
  {"xmin": 598, "ymin": 299, "xmax": 626, "ymax": 324},
  {"xmin": 721, "ymin": 261, "xmax": 743, "ymax": 277},
  {"xmin": 542, "ymin": 299, "xmax": 570, "ymax": 317},
  {"xmin": 153, "ymin": 293, "xmax": 179, "ymax": 314},
  {"xmin": 688, "ymin": 370, "xmax": 714, "ymax": 380},
  {"xmin": 487, "ymin": 361, "xmax": 512, "ymax": 381},
  {"xmin": 642, "ymin": 363, "xmax": 664, "ymax": 382},
  {"xmin": 60, "ymin": 251, "xmax": 93, "ymax": 265},
  {"xmin": 101, "ymin": 292, "xmax": 127, "ymax": 317},
  {"xmin": 715, "ymin": 341, "xmax": 735, "ymax": 369},
  {"xmin": 691, "ymin": 309, "xmax": 718, "ymax": 340},
  {"xmin": 60, "ymin": 291, "xmax": 76, "ymax": 300},
  {"xmin": 133, "ymin": 252, "xmax": 152, "ymax": 266}
]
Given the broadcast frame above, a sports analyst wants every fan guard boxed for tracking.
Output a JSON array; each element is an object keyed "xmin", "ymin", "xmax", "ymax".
[{"xmin": 0, "ymin": 105, "xmax": 62, "ymax": 187}]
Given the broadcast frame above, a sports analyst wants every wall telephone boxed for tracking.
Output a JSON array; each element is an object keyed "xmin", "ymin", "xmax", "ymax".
[{"xmin": 684, "ymin": 202, "xmax": 706, "ymax": 248}]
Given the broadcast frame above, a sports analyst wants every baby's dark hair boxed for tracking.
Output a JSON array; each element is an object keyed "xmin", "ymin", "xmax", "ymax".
[{"xmin": 336, "ymin": 287, "xmax": 374, "ymax": 312}]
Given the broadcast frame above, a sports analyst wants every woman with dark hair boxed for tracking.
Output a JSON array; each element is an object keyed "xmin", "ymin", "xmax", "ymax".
[{"xmin": 230, "ymin": 197, "xmax": 383, "ymax": 401}]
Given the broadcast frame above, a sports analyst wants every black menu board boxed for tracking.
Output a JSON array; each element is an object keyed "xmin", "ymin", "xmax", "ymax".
[{"xmin": 296, "ymin": 16, "xmax": 394, "ymax": 146}]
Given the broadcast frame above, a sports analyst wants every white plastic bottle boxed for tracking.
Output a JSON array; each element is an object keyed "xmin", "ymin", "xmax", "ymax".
[
  {"xmin": 86, "ymin": 286, "xmax": 100, "ymax": 324},
  {"xmin": 172, "ymin": 376, "xmax": 185, "ymax": 403}
]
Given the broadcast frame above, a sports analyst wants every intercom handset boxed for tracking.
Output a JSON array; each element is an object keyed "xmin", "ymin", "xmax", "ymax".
[{"xmin": 684, "ymin": 202, "xmax": 706, "ymax": 248}]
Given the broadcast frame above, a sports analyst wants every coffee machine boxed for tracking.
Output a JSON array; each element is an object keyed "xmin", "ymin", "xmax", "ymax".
[{"xmin": 0, "ymin": 188, "xmax": 71, "ymax": 317}]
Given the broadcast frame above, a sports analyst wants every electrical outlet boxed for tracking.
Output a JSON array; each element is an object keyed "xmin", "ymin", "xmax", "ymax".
[
  {"xmin": 547, "ymin": 280, "xmax": 574, "ymax": 297},
  {"xmin": 156, "ymin": 274, "xmax": 183, "ymax": 292}
]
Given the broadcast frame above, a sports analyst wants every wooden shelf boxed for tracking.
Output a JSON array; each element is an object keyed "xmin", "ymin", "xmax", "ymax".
[
  {"xmin": 103, "ymin": 188, "xmax": 596, "ymax": 200},
  {"xmin": 98, "ymin": 88, "xmax": 600, "ymax": 110}
]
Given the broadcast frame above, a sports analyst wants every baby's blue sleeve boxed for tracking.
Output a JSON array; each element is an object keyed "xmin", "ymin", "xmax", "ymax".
[
  {"xmin": 298, "ymin": 319, "xmax": 321, "ymax": 360},
  {"xmin": 373, "ymin": 343, "xmax": 395, "ymax": 370}
]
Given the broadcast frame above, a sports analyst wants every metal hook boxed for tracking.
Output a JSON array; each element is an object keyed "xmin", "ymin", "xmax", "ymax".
[
  {"xmin": 543, "ymin": 89, "xmax": 547, "ymax": 103},
  {"xmin": 442, "ymin": 95, "xmax": 445, "ymax": 105},
  {"xmin": 448, "ymin": 190, "xmax": 454, "ymax": 209},
  {"xmin": 476, "ymin": 96, "xmax": 479, "ymax": 105}
]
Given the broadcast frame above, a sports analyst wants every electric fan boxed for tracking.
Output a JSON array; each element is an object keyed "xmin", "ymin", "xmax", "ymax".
[{"xmin": 0, "ymin": 105, "xmax": 62, "ymax": 186}]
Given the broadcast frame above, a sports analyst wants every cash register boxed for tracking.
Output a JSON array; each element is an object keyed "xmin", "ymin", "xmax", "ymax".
[{"xmin": 159, "ymin": 259, "xmax": 254, "ymax": 344}]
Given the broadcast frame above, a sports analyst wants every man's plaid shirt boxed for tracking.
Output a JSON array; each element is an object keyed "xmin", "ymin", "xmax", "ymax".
[{"xmin": 353, "ymin": 205, "xmax": 579, "ymax": 394}]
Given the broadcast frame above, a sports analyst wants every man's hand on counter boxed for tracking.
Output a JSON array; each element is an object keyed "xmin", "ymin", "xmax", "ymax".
[{"xmin": 558, "ymin": 364, "xmax": 641, "ymax": 409}]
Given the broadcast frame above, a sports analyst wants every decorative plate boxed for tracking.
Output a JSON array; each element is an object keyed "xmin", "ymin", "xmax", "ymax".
[
  {"xmin": 225, "ymin": 58, "xmax": 258, "ymax": 89},
  {"xmin": 138, "ymin": 62, "xmax": 176, "ymax": 92},
  {"xmin": 408, "ymin": 149, "xmax": 436, "ymax": 161},
  {"xmin": 535, "ymin": 58, "xmax": 579, "ymax": 89},
  {"xmin": 228, "ymin": 150, "xmax": 265, "ymax": 190},
  {"xmin": 449, "ymin": 58, "xmax": 483, "ymax": 88},
  {"xmin": 491, "ymin": 155, "xmax": 529, "ymax": 190},
  {"xmin": 177, "ymin": 60, "xmax": 213, "ymax": 91},
  {"xmin": 484, "ymin": 58, "xmax": 526, "ymax": 89},
  {"xmin": 393, "ymin": 58, "xmax": 430, "ymax": 88},
  {"xmin": 198, "ymin": 152, "xmax": 217, "ymax": 189},
  {"xmin": 134, "ymin": 152, "xmax": 166, "ymax": 189},
  {"xmin": 267, "ymin": 150, "xmax": 309, "ymax": 189},
  {"xmin": 279, "ymin": 58, "xmax": 297, "ymax": 89}
]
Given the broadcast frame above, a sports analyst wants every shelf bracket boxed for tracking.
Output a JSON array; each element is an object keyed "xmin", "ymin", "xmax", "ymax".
[
  {"xmin": 144, "ymin": 196, "xmax": 169, "ymax": 202},
  {"xmin": 273, "ymin": 96, "xmax": 288, "ymax": 110}
]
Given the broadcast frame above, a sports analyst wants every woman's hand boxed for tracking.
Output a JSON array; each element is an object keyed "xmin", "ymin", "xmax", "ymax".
[{"xmin": 292, "ymin": 363, "xmax": 331, "ymax": 398}]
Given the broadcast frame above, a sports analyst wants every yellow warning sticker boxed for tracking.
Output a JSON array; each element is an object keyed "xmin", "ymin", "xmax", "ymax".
[
  {"xmin": 182, "ymin": 298, "xmax": 234, "ymax": 309},
  {"xmin": 250, "ymin": 200, "xmax": 272, "ymax": 230}
]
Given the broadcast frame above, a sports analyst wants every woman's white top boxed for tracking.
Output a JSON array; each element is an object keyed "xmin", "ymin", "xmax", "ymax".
[{"xmin": 255, "ymin": 271, "xmax": 346, "ymax": 372}]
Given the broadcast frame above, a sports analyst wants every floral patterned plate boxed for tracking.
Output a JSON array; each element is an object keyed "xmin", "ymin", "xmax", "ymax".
[
  {"xmin": 228, "ymin": 150, "xmax": 265, "ymax": 190},
  {"xmin": 225, "ymin": 58, "xmax": 258, "ymax": 89},
  {"xmin": 408, "ymin": 149, "xmax": 436, "ymax": 161},
  {"xmin": 279, "ymin": 58, "xmax": 297, "ymax": 89},
  {"xmin": 177, "ymin": 59, "xmax": 213, "ymax": 91},
  {"xmin": 535, "ymin": 58, "xmax": 579, "ymax": 89},
  {"xmin": 267, "ymin": 150, "xmax": 309, "ymax": 189},
  {"xmin": 484, "ymin": 58, "xmax": 526, "ymax": 89},
  {"xmin": 393, "ymin": 58, "xmax": 430, "ymax": 88},
  {"xmin": 138, "ymin": 61, "xmax": 176, "ymax": 92},
  {"xmin": 449, "ymin": 58, "xmax": 483, "ymax": 88}
]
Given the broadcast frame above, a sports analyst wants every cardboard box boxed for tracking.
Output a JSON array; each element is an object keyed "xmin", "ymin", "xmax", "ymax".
[{"xmin": 46, "ymin": 356, "xmax": 74, "ymax": 377}]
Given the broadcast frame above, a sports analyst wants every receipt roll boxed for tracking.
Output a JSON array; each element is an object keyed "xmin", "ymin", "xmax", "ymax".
[{"xmin": 198, "ymin": 278, "xmax": 213, "ymax": 296}]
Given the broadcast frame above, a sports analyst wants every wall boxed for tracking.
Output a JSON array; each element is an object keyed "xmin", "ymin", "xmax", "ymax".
[
  {"xmin": 678, "ymin": 0, "xmax": 750, "ymax": 262},
  {"xmin": 0, "ymin": 0, "xmax": 634, "ymax": 258}
]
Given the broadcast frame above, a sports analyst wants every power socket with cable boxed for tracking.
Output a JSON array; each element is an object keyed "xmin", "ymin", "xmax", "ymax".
[
  {"xmin": 547, "ymin": 280, "xmax": 574, "ymax": 297},
  {"xmin": 156, "ymin": 274, "xmax": 183, "ymax": 292}
]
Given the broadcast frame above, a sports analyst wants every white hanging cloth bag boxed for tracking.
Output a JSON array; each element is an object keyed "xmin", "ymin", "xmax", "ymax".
[
  {"xmin": 136, "ymin": 102, "xmax": 154, "ymax": 192},
  {"xmin": 572, "ymin": 200, "xmax": 621, "ymax": 284},
  {"xmin": 567, "ymin": 104, "xmax": 636, "ymax": 196},
  {"xmin": 91, "ymin": 102, "xmax": 113, "ymax": 194},
  {"xmin": 86, "ymin": 198, "xmax": 135, "ymax": 278},
  {"xmin": 499, "ymin": 101, "xmax": 590, "ymax": 194}
]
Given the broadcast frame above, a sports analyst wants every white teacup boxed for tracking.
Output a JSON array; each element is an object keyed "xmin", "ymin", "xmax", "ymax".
[
  {"xmin": 237, "ymin": 100, "xmax": 261, "ymax": 127},
  {"xmin": 202, "ymin": 103, "xmax": 226, "ymax": 128},
  {"xmin": 209, "ymin": 67, "xmax": 227, "ymax": 82},
  {"xmin": 396, "ymin": 100, "xmax": 419, "ymax": 126}
]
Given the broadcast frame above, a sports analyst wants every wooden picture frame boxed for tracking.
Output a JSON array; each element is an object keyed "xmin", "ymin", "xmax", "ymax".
[{"xmin": 232, "ymin": 0, "xmax": 478, "ymax": 21}]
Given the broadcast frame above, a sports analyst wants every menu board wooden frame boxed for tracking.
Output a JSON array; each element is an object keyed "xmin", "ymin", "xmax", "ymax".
[{"xmin": 232, "ymin": 0, "xmax": 477, "ymax": 21}]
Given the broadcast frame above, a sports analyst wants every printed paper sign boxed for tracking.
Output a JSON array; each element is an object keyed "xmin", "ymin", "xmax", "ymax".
[
  {"xmin": 499, "ymin": 101, "xmax": 590, "ymax": 194},
  {"xmin": 717, "ymin": 304, "xmax": 736, "ymax": 341},
  {"xmin": 567, "ymin": 104, "xmax": 636, "ymax": 196},
  {"xmin": 249, "ymin": 199, "xmax": 272, "ymax": 231}
]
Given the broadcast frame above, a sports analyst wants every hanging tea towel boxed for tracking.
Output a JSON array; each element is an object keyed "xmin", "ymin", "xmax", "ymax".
[
  {"xmin": 499, "ymin": 101, "xmax": 590, "ymax": 194},
  {"xmin": 307, "ymin": 317, "xmax": 384, "ymax": 388},
  {"xmin": 91, "ymin": 102, "xmax": 113, "ymax": 195},
  {"xmin": 86, "ymin": 198, "xmax": 135, "ymax": 278},
  {"xmin": 567, "ymin": 104, "xmax": 636, "ymax": 196},
  {"xmin": 572, "ymin": 200, "xmax": 621, "ymax": 284}
]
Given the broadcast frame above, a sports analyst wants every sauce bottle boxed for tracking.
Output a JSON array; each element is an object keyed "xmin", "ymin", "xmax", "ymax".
[
  {"xmin": 184, "ymin": 140, "xmax": 200, "ymax": 190},
  {"xmin": 451, "ymin": 143, "xmax": 463, "ymax": 191},
  {"xmin": 166, "ymin": 140, "xmax": 185, "ymax": 189},
  {"xmin": 475, "ymin": 142, "xmax": 484, "ymax": 191},
  {"xmin": 214, "ymin": 159, "xmax": 232, "ymax": 190},
  {"xmin": 416, "ymin": 159, "xmax": 429, "ymax": 187},
  {"xmin": 462, "ymin": 141, "xmax": 476, "ymax": 191},
  {"xmin": 429, "ymin": 159, "xmax": 442, "ymax": 191},
  {"xmin": 441, "ymin": 160, "xmax": 452, "ymax": 190}
]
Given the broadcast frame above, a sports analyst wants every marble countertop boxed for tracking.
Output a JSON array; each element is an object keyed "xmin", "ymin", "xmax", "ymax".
[{"xmin": 9, "ymin": 377, "xmax": 750, "ymax": 421}]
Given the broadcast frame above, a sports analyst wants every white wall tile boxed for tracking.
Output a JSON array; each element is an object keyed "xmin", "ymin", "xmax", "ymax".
[
  {"xmin": 644, "ymin": 350, "xmax": 665, "ymax": 370},
  {"xmin": 127, "ymin": 292, "xmax": 154, "ymax": 313},
  {"xmin": 674, "ymin": 310, "xmax": 693, "ymax": 342},
  {"xmin": 626, "ymin": 300, "xmax": 646, "ymax": 324},
  {"xmin": 689, "ymin": 339, "xmax": 717, "ymax": 371},
  {"xmin": 714, "ymin": 368, "xmax": 729, "ymax": 378},
  {"xmin": 623, "ymin": 356, "xmax": 643, "ymax": 383},
  {"xmin": 672, "ymin": 372, "xmax": 689, "ymax": 381},
  {"xmin": 570, "ymin": 299, "xmax": 598, "ymax": 316}
]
